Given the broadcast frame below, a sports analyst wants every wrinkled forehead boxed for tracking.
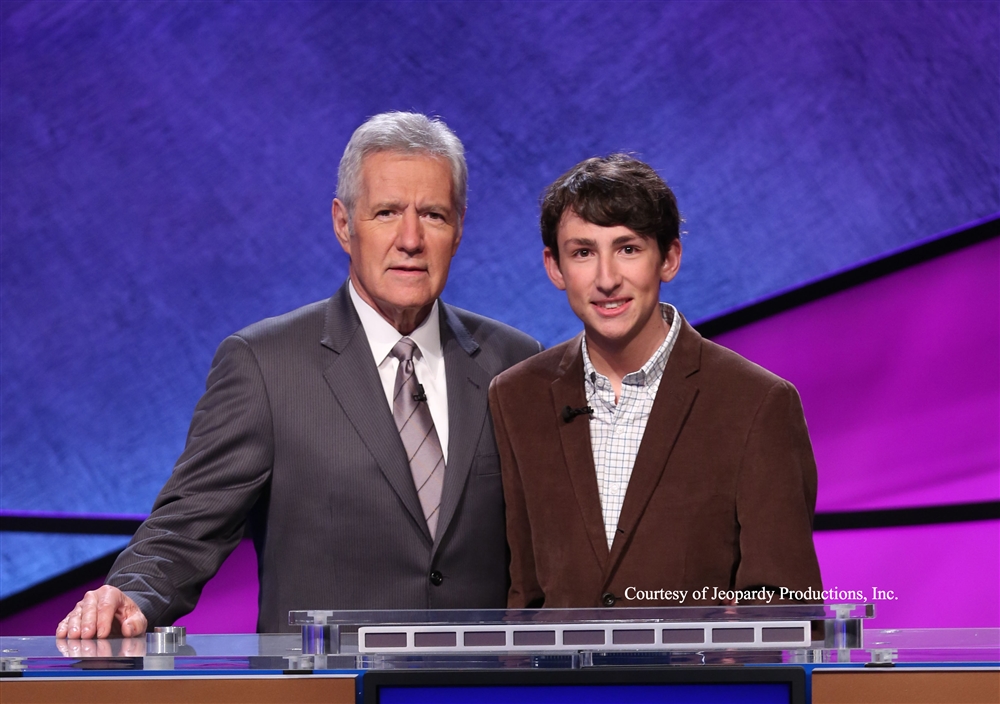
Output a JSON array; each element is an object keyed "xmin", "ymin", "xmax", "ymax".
[{"xmin": 358, "ymin": 150, "xmax": 456, "ymax": 204}]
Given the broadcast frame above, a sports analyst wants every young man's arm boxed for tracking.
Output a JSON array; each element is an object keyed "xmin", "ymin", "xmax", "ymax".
[
  {"xmin": 735, "ymin": 379, "xmax": 823, "ymax": 595},
  {"xmin": 489, "ymin": 377, "xmax": 545, "ymax": 609}
]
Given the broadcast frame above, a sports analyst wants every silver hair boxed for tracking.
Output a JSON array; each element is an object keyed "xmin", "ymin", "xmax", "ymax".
[{"xmin": 336, "ymin": 112, "xmax": 467, "ymax": 219}]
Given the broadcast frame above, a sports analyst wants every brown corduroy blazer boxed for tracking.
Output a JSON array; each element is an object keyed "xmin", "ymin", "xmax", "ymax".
[{"xmin": 488, "ymin": 316, "xmax": 822, "ymax": 609}]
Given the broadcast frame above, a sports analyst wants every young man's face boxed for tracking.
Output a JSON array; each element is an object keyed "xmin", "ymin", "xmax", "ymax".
[{"xmin": 544, "ymin": 211, "xmax": 681, "ymax": 354}]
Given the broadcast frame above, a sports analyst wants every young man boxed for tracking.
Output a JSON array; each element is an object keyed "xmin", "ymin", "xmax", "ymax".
[{"xmin": 489, "ymin": 154, "xmax": 822, "ymax": 608}]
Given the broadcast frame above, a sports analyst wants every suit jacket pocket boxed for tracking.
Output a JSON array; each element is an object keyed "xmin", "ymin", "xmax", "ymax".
[{"xmin": 472, "ymin": 453, "xmax": 502, "ymax": 476}]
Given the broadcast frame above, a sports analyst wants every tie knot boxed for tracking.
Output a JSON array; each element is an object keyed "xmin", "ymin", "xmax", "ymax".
[{"xmin": 390, "ymin": 337, "xmax": 420, "ymax": 363}]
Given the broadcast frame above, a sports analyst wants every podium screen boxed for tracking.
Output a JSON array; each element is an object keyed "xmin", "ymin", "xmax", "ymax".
[{"xmin": 363, "ymin": 668, "xmax": 805, "ymax": 704}]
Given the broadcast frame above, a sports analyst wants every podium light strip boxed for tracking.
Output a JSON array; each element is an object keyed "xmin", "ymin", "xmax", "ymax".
[{"xmin": 357, "ymin": 621, "xmax": 812, "ymax": 653}]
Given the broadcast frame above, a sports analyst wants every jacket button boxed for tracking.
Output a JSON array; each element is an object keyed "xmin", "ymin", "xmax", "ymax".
[
  {"xmin": 429, "ymin": 570, "xmax": 444, "ymax": 586},
  {"xmin": 601, "ymin": 592, "xmax": 616, "ymax": 607}
]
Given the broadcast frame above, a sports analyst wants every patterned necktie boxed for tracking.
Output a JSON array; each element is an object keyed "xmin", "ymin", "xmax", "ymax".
[{"xmin": 389, "ymin": 337, "xmax": 445, "ymax": 538}]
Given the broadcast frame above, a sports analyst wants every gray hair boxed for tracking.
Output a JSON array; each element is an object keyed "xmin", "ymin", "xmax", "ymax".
[{"xmin": 336, "ymin": 112, "xmax": 467, "ymax": 218}]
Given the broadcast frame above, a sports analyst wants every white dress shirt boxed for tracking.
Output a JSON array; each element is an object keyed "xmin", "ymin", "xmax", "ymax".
[
  {"xmin": 349, "ymin": 280, "xmax": 449, "ymax": 462},
  {"xmin": 582, "ymin": 303, "xmax": 680, "ymax": 547}
]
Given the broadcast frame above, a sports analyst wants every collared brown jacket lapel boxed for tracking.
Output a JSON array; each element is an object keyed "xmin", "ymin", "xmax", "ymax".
[{"xmin": 602, "ymin": 317, "xmax": 702, "ymax": 587}]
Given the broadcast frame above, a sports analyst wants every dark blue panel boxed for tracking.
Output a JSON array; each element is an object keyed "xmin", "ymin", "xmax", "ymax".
[{"xmin": 378, "ymin": 683, "xmax": 790, "ymax": 704}]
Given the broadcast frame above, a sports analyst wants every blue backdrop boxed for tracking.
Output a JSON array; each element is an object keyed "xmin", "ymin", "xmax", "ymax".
[{"xmin": 1, "ymin": 0, "xmax": 997, "ymax": 598}]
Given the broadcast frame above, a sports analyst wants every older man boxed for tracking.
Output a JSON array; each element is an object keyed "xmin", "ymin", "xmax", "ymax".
[
  {"xmin": 58, "ymin": 112, "xmax": 541, "ymax": 637},
  {"xmin": 489, "ymin": 154, "xmax": 821, "ymax": 609}
]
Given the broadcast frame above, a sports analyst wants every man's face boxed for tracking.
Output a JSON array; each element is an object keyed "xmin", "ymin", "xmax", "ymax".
[
  {"xmin": 333, "ymin": 152, "xmax": 462, "ymax": 333},
  {"xmin": 544, "ymin": 211, "xmax": 681, "ymax": 354}
]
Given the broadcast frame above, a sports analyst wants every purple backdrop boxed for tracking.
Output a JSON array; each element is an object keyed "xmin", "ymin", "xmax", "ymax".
[
  {"xmin": 715, "ymin": 236, "xmax": 1000, "ymax": 513},
  {"xmin": 1, "ymin": 0, "xmax": 998, "ymax": 621}
]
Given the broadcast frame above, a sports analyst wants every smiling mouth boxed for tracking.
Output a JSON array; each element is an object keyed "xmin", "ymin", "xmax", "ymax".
[{"xmin": 594, "ymin": 299, "xmax": 629, "ymax": 311}]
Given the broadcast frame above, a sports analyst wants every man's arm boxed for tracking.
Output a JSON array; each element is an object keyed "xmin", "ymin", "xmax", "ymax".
[
  {"xmin": 489, "ymin": 377, "xmax": 544, "ymax": 608},
  {"xmin": 735, "ymin": 379, "xmax": 823, "ymax": 593},
  {"xmin": 57, "ymin": 334, "xmax": 274, "ymax": 637}
]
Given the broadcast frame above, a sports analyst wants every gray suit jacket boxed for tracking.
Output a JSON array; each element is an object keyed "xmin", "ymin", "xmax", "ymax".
[{"xmin": 107, "ymin": 283, "xmax": 542, "ymax": 632}]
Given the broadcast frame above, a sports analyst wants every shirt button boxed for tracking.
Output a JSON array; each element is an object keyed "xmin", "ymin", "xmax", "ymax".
[
  {"xmin": 601, "ymin": 592, "xmax": 616, "ymax": 607},
  {"xmin": 614, "ymin": 426, "xmax": 625, "ymax": 435},
  {"xmin": 429, "ymin": 570, "xmax": 444, "ymax": 586}
]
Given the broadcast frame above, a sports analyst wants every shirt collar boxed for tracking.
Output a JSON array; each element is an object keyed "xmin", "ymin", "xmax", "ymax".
[
  {"xmin": 348, "ymin": 279, "xmax": 442, "ymax": 365},
  {"xmin": 582, "ymin": 303, "xmax": 679, "ymax": 392}
]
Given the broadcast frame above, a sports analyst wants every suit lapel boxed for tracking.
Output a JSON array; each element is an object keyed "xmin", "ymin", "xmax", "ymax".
[
  {"xmin": 551, "ymin": 336, "xmax": 611, "ymax": 569},
  {"xmin": 603, "ymin": 318, "xmax": 702, "ymax": 585},
  {"xmin": 320, "ymin": 285, "xmax": 430, "ymax": 541},
  {"xmin": 434, "ymin": 304, "xmax": 491, "ymax": 551}
]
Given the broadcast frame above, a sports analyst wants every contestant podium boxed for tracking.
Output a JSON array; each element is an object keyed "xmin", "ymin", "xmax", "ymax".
[{"xmin": 1, "ymin": 605, "xmax": 997, "ymax": 703}]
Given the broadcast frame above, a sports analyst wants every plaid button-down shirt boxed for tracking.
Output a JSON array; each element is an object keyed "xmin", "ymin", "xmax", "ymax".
[{"xmin": 582, "ymin": 304, "xmax": 681, "ymax": 548}]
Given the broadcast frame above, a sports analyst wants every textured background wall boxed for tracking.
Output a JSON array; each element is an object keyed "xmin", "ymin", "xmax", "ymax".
[{"xmin": 1, "ymin": 1, "xmax": 998, "ymax": 598}]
